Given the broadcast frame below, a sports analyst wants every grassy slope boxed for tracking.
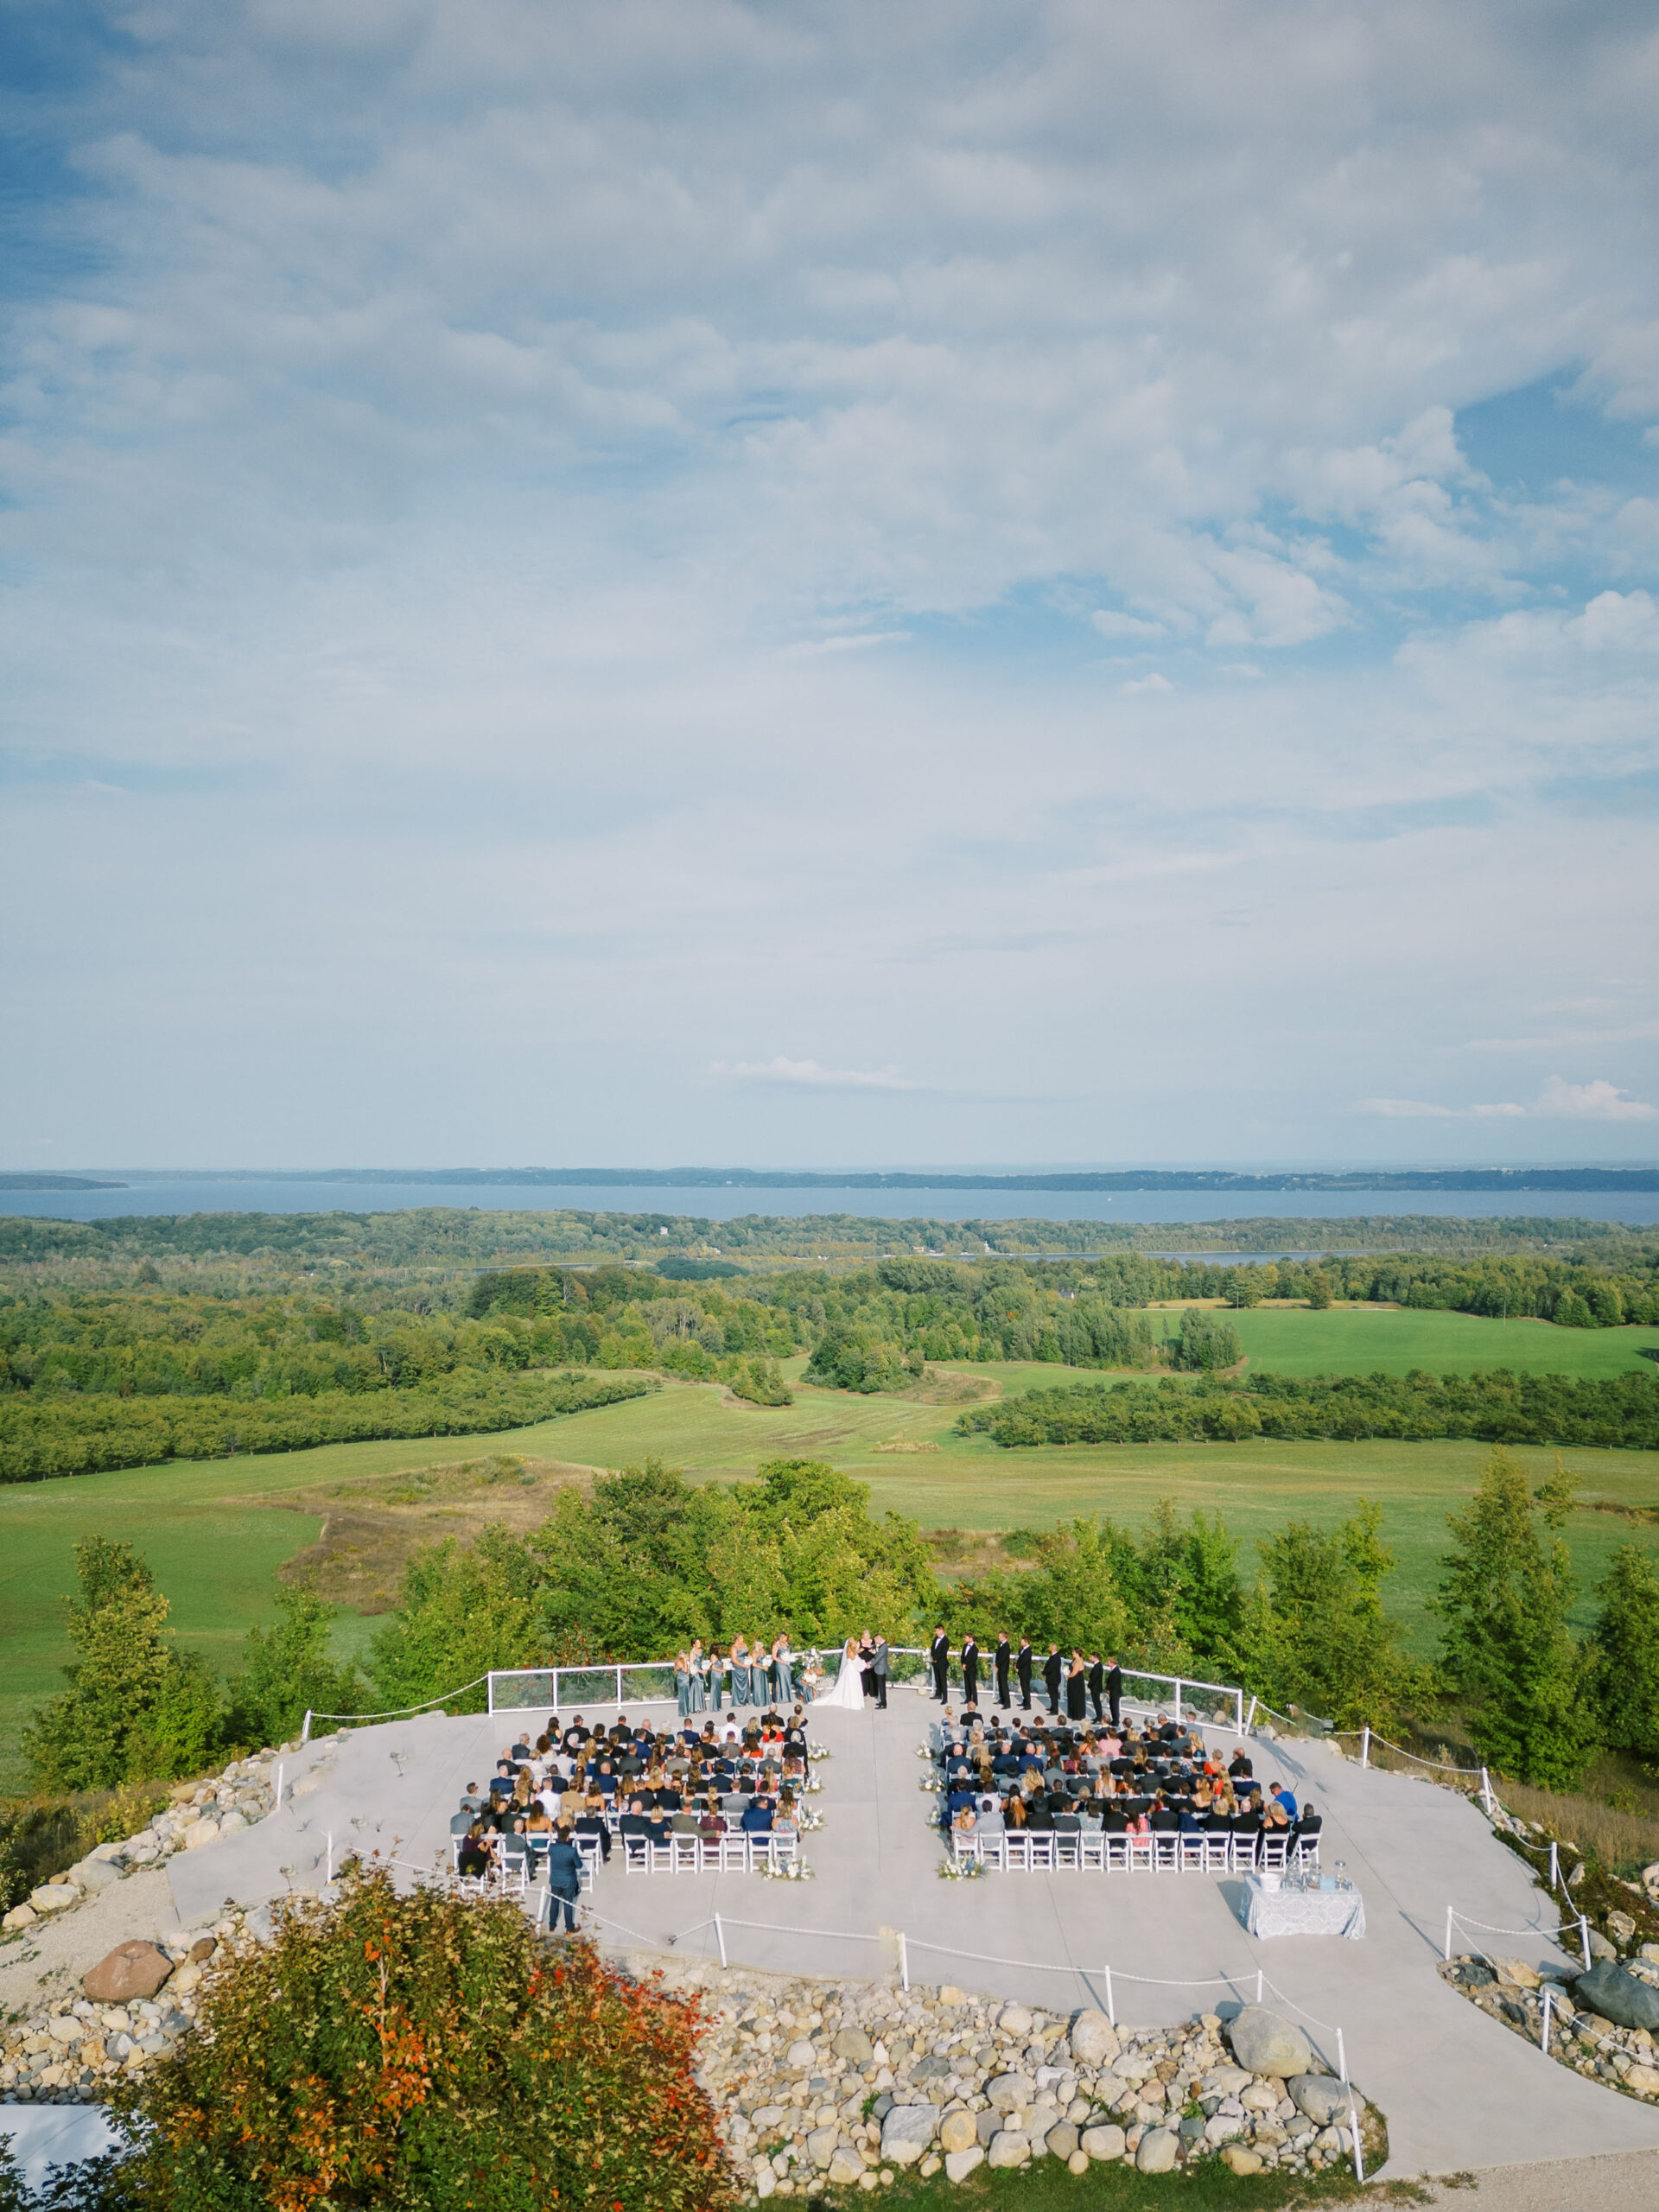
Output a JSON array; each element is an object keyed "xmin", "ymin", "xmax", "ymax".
[{"xmin": 3, "ymin": 1308, "xmax": 1656, "ymax": 1790}]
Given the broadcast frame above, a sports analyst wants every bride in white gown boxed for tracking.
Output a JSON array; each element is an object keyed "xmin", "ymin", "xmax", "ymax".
[{"xmin": 814, "ymin": 1637, "xmax": 868, "ymax": 1710}]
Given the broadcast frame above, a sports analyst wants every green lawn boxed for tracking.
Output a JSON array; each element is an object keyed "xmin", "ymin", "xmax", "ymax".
[
  {"xmin": 1227, "ymin": 1304, "xmax": 1659, "ymax": 1377},
  {"xmin": 3, "ymin": 1306, "xmax": 1657, "ymax": 1790}
]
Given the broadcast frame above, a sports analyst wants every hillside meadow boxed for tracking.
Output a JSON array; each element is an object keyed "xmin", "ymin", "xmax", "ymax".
[{"xmin": 2, "ymin": 1302, "xmax": 1656, "ymax": 1789}]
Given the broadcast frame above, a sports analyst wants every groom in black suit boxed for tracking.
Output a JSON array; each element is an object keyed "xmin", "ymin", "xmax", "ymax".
[
  {"xmin": 960, "ymin": 1635, "xmax": 979, "ymax": 1708},
  {"xmin": 930, "ymin": 1626, "xmax": 950, "ymax": 1701},
  {"xmin": 1042, "ymin": 1644, "xmax": 1064, "ymax": 1714},
  {"xmin": 1015, "ymin": 1637, "xmax": 1033, "ymax": 1710},
  {"xmin": 994, "ymin": 1633, "xmax": 1012, "ymax": 1709}
]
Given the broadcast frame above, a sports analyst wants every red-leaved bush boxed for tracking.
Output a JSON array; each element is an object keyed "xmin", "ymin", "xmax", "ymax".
[{"xmin": 109, "ymin": 1867, "xmax": 734, "ymax": 2211}]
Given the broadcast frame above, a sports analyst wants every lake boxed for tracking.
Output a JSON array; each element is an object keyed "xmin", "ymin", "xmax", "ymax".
[{"xmin": 5, "ymin": 1179, "xmax": 1659, "ymax": 1228}]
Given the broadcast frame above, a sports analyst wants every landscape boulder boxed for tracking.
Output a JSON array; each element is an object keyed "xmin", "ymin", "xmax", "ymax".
[
  {"xmin": 1069, "ymin": 2009, "xmax": 1119, "ymax": 2065},
  {"xmin": 29, "ymin": 1884, "xmax": 79, "ymax": 1915},
  {"xmin": 1574, "ymin": 1961, "xmax": 1659, "ymax": 2034},
  {"xmin": 880, "ymin": 2104, "xmax": 937, "ymax": 2167},
  {"xmin": 1080, "ymin": 2124, "xmax": 1126, "ymax": 2162},
  {"xmin": 938, "ymin": 2111, "xmax": 978, "ymax": 2156},
  {"xmin": 84, "ymin": 1942, "xmax": 175, "ymax": 2004},
  {"xmin": 944, "ymin": 2148, "xmax": 984, "ymax": 2183},
  {"xmin": 996, "ymin": 2002, "xmax": 1033, "ymax": 2036},
  {"xmin": 986, "ymin": 2071, "xmax": 1035, "ymax": 2111},
  {"xmin": 986, "ymin": 2130, "xmax": 1028, "ymax": 2168},
  {"xmin": 1288, "ymin": 2074, "xmax": 1351, "ymax": 2126},
  {"xmin": 833, "ymin": 2027, "xmax": 873, "ymax": 2065},
  {"xmin": 1135, "ymin": 2127, "xmax": 1179, "ymax": 2173},
  {"xmin": 1226, "ymin": 2005, "xmax": 1312, "ymax": 2079}
]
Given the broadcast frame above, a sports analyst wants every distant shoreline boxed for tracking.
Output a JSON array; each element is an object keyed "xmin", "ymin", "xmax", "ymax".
[{"xmin": 17, "ymin": 1163, "xmax": 1659, "ymax": 1193}]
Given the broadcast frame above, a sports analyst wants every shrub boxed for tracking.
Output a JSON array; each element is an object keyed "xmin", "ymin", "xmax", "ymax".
[{"xmin": 109, "ymin": 1869, "xmax": 734, "ymax": 2210}]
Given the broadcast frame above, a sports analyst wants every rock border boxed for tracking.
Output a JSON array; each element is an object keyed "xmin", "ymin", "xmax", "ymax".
[{"xmin": 1439, "ymin": 1949, "xmax": 1659, "ymax": 2106}]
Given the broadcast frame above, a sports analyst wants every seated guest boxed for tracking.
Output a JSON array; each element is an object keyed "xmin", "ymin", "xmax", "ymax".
[
  {"xmin": 1294, "ymin": 1800, "xmax": 1322, "ymax": 1845},
  {"xmin": 459, "ymin": 1781, "xmax": 486, "ymax": 1815},
  {"xmin": 448, "ymin": 1804, "xmax": 476, "ymax": 1840},
  {"xmin": 697, "ymin": 1797, "xmax": 728, "ymax": 1840},
  {"xmin": 574, "ymin": 1793, "xmax": 611, "ymax": 1862},
  {"xmin": 456, "ymin": 1821, "xmax": 493, "ymax": 1878},
  {"xmin": 1148, "ymin": 1791, "xmax": 1181, "ymax": 1834},
  {"xmin": 1268, "ymin": 1779, "xmax": 1298, "ymax": 1820},
  {"xmin": 1228, "ymin": 1749, "xmax": 1254, "ymax": 1783},
  {"xmin": 1178, "ymin": 1796, "xmax": 1207, "ymax": 1835},
  {"xmin": 740, "ymin": 1794, "xmax": 776, "ymax": 1837},
  {"xmin": 619, "ymin": 1796, "xmax": 657, "ymax": 1845}
]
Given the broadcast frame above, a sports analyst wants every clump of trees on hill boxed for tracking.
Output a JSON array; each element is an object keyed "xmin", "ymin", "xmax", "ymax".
[{"xmin": 958, "ymin": 1367, "xmax": 1659, "ymax": 1449}]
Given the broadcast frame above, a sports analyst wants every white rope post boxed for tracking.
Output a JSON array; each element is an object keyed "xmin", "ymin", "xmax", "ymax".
[
  {"xmin": 1359, "ymin": 1726, "xmax": 1370, "ymax": 1770},
  {"xmin": 1336, "ymin": 2025, "xmax": 1347, "ymax": 2083},
  {"xmin": 899, "ymin": 1932, "xmax": 909, "ymax": 1991},
  {"xmin": 1347, "ymin": 2087, "xmax": 1363, "ymax": 2183},
  {"xmin": 1579, "ymin": 1915, "xmax": 1591, "ymax": 1971},
  {"xmin": 1480, "ymin": 1768, "xmax": 1494, "ymax": 1817},
  {"xmin": 274, "ymin": 1761, "xmax": 284, "ymax": 1810},
  {"xmin": 1235, "ymin": 1688, "xmax": 1244, "ymax": 1737},
  {"xmin": 1548, "ymin": 1840, "xmax": 1559, "ymax": 1893},
  {"xmin": 1244, "ymin": 1694, "xmax": 1258, "ymax": 1734},
  {"xmin": 714, "ymin": 1913, "xmax": 728, "ymax": 1967},
  {"xmin": 1174, "ymin": 1679, "xmax": 1183, "ymax": 1727},
  {"xmin": 1444, "ymin": 1906, "xmax": 1454, "ymax": 1961},
  {"xmin": 326, "ymin": 1832, "xmax": 334, "ymax": 1884},
  {"xmin": 1540, "ymin": 1985, "xmax": 1552, "ymax": 2056},
  {"xmin": 1103, "ymin": 1965, "xmax": 1115, "ymax": 2025},
  {"xmin": 1255, "ymin": 1968, "xmax": 1263, "ymax": 2004},
  {"xmin": 301, "ymin": 1711, "xmax": 313, "ymax": 1745}
]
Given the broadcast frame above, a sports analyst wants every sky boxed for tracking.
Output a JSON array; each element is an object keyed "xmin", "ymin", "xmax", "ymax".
[{"xmin": 3, "ymin": 1, "xmax": 1658, "ymax": 1172}]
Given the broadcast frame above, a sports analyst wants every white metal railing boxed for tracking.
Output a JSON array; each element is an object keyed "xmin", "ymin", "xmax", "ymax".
[
  {"xmin": 485, "ymin": 1651, "xmax": 1249, "ymax": 1731},
  {"xmin": 302, "ymin": 1651, "xmax": 1251, "ymax": 1733}
]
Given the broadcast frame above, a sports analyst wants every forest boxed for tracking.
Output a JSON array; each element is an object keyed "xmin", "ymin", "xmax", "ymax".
[{"xmin": 6, "ymin": 1228, "xmax": 1659, "ymax": 1480}]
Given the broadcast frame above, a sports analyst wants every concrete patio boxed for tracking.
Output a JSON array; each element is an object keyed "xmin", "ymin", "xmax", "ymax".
[{"xmin": 169, "ymin": 1688, "xmax": 1659, "ymax": 2183}]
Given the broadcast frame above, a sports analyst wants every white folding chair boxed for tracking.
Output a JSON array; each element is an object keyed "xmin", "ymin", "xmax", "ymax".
[
  {"xmin": 574, "ymin": 1836, "xmax": 601, "ymax": 1891},
  {"xmin": 621, "ymin": 1834, "xmax": 650, "ymax": 1872},
  {"xmin": 1153, "ymin": 1833, "xmax": 1179, "ymax": 1871},
  {"xmin": 1179, "ymin": 1833, "xmax": 1206, "ymax": 1872},
  {"xmin": 1027, "ymin": 1834, "xmax": 1056, "ymax": 1870},
  {"xmin": 769, "ymin": 1832, "xmax": 799, "ymax": 1871},
  {"xmin": 1079, "ymin": 1833, "xmax": 1105, "ymax": 1870},
  {"xmin": 1053, "ymin": 1831, "xmax": 1080, "ymax": 1867},
  {"xmin": 1259, "ymin": 1833, "xmax": 1288, "ymax": 1872},
  {"xmin": 649, "ymin": 1841, "xmax": 674, "ymax": 1873},
  {"xmin": 1003, "ymin": 1834, "xmax": 1032, "ymax": 1871},
  {"xmin": 717, "ymin": 1835, "xmax": 749, "ymax": 1873},
  {"xmin": 1126, "ymin": 1833, "xmax": 1155, "ymax": 1872},
  {"xmin": 1201, "ymin": 1833, "xmax": 1230, "ymax": 1874},
  {"xmin": 671, "ymin": 1837, "xmax": 701, "ymax": 1873},
  {"xmin": 1294, "ymin": 1834, "xmax": 1321, "ymax": 1870}
]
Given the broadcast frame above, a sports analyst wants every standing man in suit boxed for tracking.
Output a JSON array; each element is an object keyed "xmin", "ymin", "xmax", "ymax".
[
  {"xmin": 1104, "ymin": 1654, "xmax": 1123, "ymax": 1731},
  {"xmin": 930, "ymin": 1625, "xmax": 950, "ymax": 1702},
  {"xmin": 994, "ymin": 1633, "xmax": 1012, "ymax": 1709},
  {"xmin": 871, "ymin": 1634, "xmax": 890, "ymax": 1709},
  {"xmin": 1042, "ymin": 1644, "xmax": 1064, "ymax": 1714},
  {"xmin": 1087, "ymin": 1653, "xmax": 1105, "ymax": 1724},
  {"xmin": 543, "ymin": 1834, "xmax": 583, "ymax": 1934},
  {"xmin": 960, "ymin": 1634, "xmax": 979, "ymax": 1709},
  {"xmin": 1015, "ymin": 1636, "xmax": 1033, "ymax": 1710}
]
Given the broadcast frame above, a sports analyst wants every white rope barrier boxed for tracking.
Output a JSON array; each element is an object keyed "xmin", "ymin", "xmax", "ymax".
[
  {"xmin": 1444, "ymin": 1904, "xmax": 1591, "ymax": 1971},
  {"xmin": 302, "ymin": 1676, "xmax": 493, "ymax": 1740}
]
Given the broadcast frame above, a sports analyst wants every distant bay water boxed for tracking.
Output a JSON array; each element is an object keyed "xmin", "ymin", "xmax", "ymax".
[{"xmin": 4, "ymin": 1177, "xmax": 1659, "ymax": 1230}]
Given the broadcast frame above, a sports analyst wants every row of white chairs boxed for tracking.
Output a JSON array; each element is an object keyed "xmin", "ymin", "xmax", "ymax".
[
  {"xmin": 622, "ymin": 1831, "xmax": 799, "ymax": 1875},
  {"xmin": 951, "ymin": 1829, "xmax": 1320, "ymax": 1873}
]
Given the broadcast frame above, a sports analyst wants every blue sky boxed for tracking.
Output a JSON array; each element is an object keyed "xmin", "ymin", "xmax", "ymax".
[{"xmin": 2, "ymin": 1, "xmax": 1658, "ymax": 1169}]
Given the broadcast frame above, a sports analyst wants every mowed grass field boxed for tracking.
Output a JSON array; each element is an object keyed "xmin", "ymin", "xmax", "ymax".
[{"xmin": 2, "ymin": 1305, "xmax": 1656, "ymax": 1789}]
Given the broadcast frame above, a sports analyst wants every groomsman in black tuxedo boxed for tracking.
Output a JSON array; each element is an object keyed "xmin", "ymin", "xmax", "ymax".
[
  {"xmin": 1015, "ymin": 1636, "xmax": 1033, "ymax": 1710},
  {"xmin": 1042, "ymin": 1644, "xmax": 1064, "ymax": 1714},
  {"xmin": 1104, "ymin": 1654, "xmax": 1123, "ymax": 1730},
  {"xmin": 994, "ymin": 1633, "xmax": 1012, "ymax": 1708},
  {"xmin": 930, "ymin": 1625, "xmax": 950, "ymax": 1701},
  {"xmin": 1087, "ymin": 1653, "xmax": 1104, "ymax": 1723},
  {"xmin": 960, "ymin": 1634, "xmax": 979, "ymax": 1708}
]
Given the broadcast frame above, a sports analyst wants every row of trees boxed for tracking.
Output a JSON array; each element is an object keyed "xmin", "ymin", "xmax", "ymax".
[
  {"xmin": 23, "ymin": 1455, "xmax": 1659, "ymax": 1810},
  {"xmin": 0, "ymin": 1370, "xmax": 654, "ymax": 1483},
  {"xmin": 960, "ymin": 1367, "xmax": 1659, "ymax": 1449}
]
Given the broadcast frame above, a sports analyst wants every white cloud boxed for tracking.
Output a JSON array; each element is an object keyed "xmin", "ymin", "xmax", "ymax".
[
  {"xmin": 1121, "ymin": 671, "xmax": 1173, "ymax": 694},
  {"xmin": 1533, "ymin": 1076, "xmax": 1657, "ymax": 1122},
  {"xmin": 711, "ymin": 1057, "xmax": 923, "ymax": 1091},
  {"xmin": 1091, "ymin": 610, "xmax": 1165, "ymax": 639},
  {"xmin": 1357, "ymin": 1097, "xmax": 1524, "ymax": 1119}
]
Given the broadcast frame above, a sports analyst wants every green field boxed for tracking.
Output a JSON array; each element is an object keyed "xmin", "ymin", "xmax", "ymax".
[
  {"xmin": 3, "ymin": 1306, "xmax": 1657, "ymax": 1790},
  {"xmin": 1225, "ymin": 1303, "xmax": 1659, "ymax": 1377}
]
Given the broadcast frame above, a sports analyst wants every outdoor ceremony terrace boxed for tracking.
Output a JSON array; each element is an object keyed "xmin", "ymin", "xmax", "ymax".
[{"xmin": 165, "ymin": 1676, "xmax": 1659, "ymax": 2185}]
